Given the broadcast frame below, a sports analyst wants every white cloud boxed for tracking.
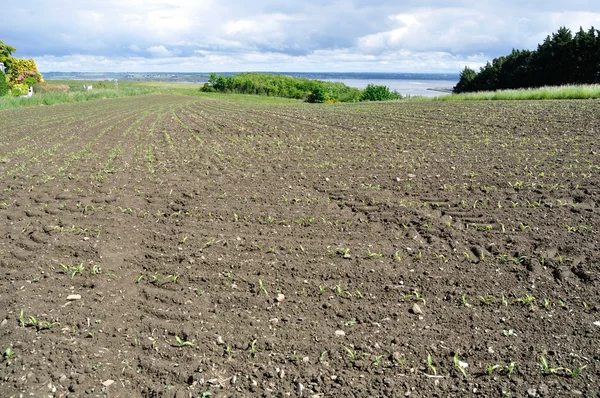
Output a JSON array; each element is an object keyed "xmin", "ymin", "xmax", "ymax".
[
  {"xmin": 147, "ymin": 45, "xmax": 177, "ymax": 57},
  {"xmin": 2, "ymin": 1, "xmax": 600, "ymax": 72}
]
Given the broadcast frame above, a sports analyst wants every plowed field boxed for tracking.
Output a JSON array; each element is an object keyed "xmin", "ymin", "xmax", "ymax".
[{"xmin": 0, "ymin": 95, "xmax": 599, "ymax": 397}]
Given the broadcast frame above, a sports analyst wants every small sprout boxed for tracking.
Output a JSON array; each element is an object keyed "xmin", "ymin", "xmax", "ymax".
[
  {"xmin": 540, "ymin": 355, "xmax": 558, "ymax": 375},
  {"xmin": 372, "ymin": 355, "xmax": 384, "ymax": 367},
  {"xmin": 544, "ymin": 297, "xmax": 551, "ymax": 309},
  {"xmin": 427, "ymin": 352, "xmax": 437, "ymax": 375},
  {"xmin": 249, "ymin": 339, "xmax": 258, "ymax": 356},
  {"xmin": 453, "ymin": 353, "xmax": 468, "ymax": 378},
  {"xmin": 257, "ymin": 279, "xmax": 269, "ymax": 297},
  {"xmin": 394, "ymin": 250, "xmax": 402, "ymax": 262},
  {"xmin": 90, "ymin": 264, "xmax": 101, "ymax": 275},
  {"xmin": 319, "ymin": 285, "xmax": 326, "ymax": 294},
  {"xmin": 135, "ymin": 274, "xmax": 145, "ymax": 284},
  {"xmin": 487, "ymin": 364, "xmax": 502, "ymax": 375},
  {"xmin": 503, "ymin": 329, "xmax": 516, "ymax": 337},
  {"xmin": 344, "ymin": 319, "xmax": 356, "ymax": 327},
  {"xmin": 19, "ymin": 310, "xmax": 25, "ymax": 328},
  {"xmin": 28, "ymin": 316, "xmax": 58, "ymax": 330},
  {"xmin": 366, "ymin": 248, "xmax": 383, "ymax": 259},
  {"xmin": 175, "ymin": 336, "xmax": 195, "ymax": 347},
  {"xmin": 180, "ymin": 236, "xmax": 188, "ymax": 244},
  {"xmin": 461, "ymin": 294, "xmax": 471, "ymax": 307},
  {"xmin": 319, "ymin": 351, "xmax": 328, "ymax": 363},
  {"xmin": 343, "ymin": 346, "xmax": 358, "ymax": 361},
  {"xmin": 3, "ymin": 347, "xmax": 15, "ymax": 361},
  {"xmin": 335, "ymin": 247, "xmax": 351, "ymax": 258},
  {"xmin": 567, "ymin": 365, "xmax": 587, "ymax": 378}
]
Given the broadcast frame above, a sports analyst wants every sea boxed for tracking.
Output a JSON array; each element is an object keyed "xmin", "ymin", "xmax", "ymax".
[{"xmin": 43, "ymin": 72, "xmax": 459, "ymax": 98}]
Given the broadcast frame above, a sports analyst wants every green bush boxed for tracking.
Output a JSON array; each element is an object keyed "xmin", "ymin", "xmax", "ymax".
[
  {"xmin": 0, "ymin": 71, "xmax": 9, "ymax": 96},
  {"xmin": 360, "ymin": 84, "xmax": 401, "ymax": 101},
  {"xmin": 202, "ymin": 73, "xmax": 362, "ymax": 102}
]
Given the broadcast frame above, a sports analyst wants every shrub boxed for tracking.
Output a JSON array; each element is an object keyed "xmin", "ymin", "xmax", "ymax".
[
  {"xmin": 360, "ymin": 84, "xmax": 401, "ymax": 101},
  {"xmin": 10, "ymin": 83, "xmax": 28, "ymax": 96},
  {"xmin": 0, "ymin": 71, "xmax": 9, "ymax": 96}
]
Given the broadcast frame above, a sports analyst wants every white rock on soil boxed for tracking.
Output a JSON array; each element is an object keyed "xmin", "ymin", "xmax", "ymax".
[
  {"xmin": 66, "ymin": 295, "xmax": 81, "ymax": 300},
  {"xmin": 334, "ymin": 330, "xmax": 346, "ymax": 337}
]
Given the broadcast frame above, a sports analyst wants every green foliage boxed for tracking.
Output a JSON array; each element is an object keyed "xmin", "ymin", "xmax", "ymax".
[
  {"xmin": 0, "ymin": 40, "xmax": 43, "ymax": 89},
  {"xmin": 0, "ymin": 39, "xmax": 16, "ymax": 65},
  {"xmin": 454, "ymin": 26, "xmax": 600, "ymax": 93},
  {"xmin": 453, "ymin": 67, "xmax": 477, "ymax": 94},
  {"xmin": 10, "ymin": 83, "xmax": 29, "ymax": 96},
  {"xmin": 360, "ymin": 84, "xmax": 401, "ymax": 101},
  {"xmin": 201, "ymin": 73, "xmax": 364, "ymax": 102},
  {"xmin": 0, "ymin": 70, "xmax": 9, "ymax": 96}
]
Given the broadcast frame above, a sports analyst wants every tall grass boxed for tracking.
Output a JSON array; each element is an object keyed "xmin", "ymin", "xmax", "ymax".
[
  {"xmin": 0, "ymin": 86, "xmax": 172, "ymax": 110},
  {"xmin": 423, "ymin": 84, "xmax": 600, "ymax": 101}
]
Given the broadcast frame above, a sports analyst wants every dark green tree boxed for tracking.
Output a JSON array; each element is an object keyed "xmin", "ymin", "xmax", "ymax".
[{"xmin": 454, "ymin": 66, "xmax": 477, "ymax": 93}]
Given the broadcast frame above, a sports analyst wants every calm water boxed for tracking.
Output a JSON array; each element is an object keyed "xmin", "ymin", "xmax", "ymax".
[{"xmin": 322, "ymin": 78, "xmax": 458, "ymax": 97}]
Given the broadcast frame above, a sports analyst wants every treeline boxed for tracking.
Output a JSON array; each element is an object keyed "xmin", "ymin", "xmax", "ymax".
[
  {"xmin": 454, "ymin": 26, "xmax": 600, "ymax": 93},
  {"xmin": 201, "ymin": 72, "xmax": 400, "ymax": 102}
]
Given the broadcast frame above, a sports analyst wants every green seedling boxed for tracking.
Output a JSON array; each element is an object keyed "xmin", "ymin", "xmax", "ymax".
[
  {"xmin": 135, "ymin": 274, "xmax": 145, "ymax": 284},
  {"xmin": 257, "ymin": 279, "xmax": 269, "ymax": 297},
  {"xmin": 404, "ymin": 290, "xmax": 425, "ymax": 305},
  {"xmin": 3, "ymin": 347, "xmax": 15, "ymax": 361},
  {"xmin": 60, "ymin": 263, "xmax": 84, "ymax": 279},
  {"xmin": 453, "ymin": 353, "xmax": 469, "ymax": 378},
  {"xmin": 319, "ymin": 351, "xmax": 328, "ymax": 363},
  {"xmin": 335, "ymin": 285, "xmax": 351, "ymax": 297},
  {"xmin": 335, "ymin": 247, "xmax": 351, "ymax": 258},
  {"xmin": 372, "ymin": 355, "xmax": 384, "ymax": 367},
  {"xmin": 344, "ymin": 319, "xmax": 356, "ymax": 327},
  {"xmin": 487, "ymin": 362, "xmax": 516, "ymax": 377},
  {"xmin": 566, "ymin": 365, "xmax": 587, "ymax": 378},
  {"xmin": 249, "ymin": 339, "xmax": 258, "ymax": 357},
  {"xmin": 461, "ymin": 294, "xmax": 471, "ymax": 307},
  {"xmin": 394, "ymin": 250, "xmax": 402, "ymax": 262},
  {"xmin": 28, "ymin": 316, "xmax": 58, "ymax": 330},
  {"xmin": 343, "ymin": 346, "xmax": 358, "ymax": 361},
  {"xmin": 427, "ymin": 352, "xmax": 437, "ymax": 375},
  {"xmin": 319, "ymin": 285, "xmax": 326, "ymax": 294},
  {"xmin": 224, "ymin": 345, "xmax": 232, "ymax": 356},
  {"xmin": 540, "ymin": 355, "xmax": 561, "ymax": 375},
  {"xmin": 503, "ymin": 329, "xmax": 516, "ymax": 337},
  {"xmin": 180, "ymin": 236, "xmax": 188, "ymax": 244},
  {"xmin": 19, "ymin": 310, "xmax": 25, "ymax": 328},
  {"xmin": 540, "ymin": 355, "xmax": 586, "ymax": 377},
  {"xmin": 366, "ymin": 248, "xmax": 383, "ymax": 259},
  {"xmin": 175, "ymin": 336, "xmax": 195, "ymax": 347},
  {"xmin": 544, "ymin": 298, "xmax": 551, "ymax": 309},
  {"xmin": 513, "ymin": 295, "xmax": 535, "ymax": 305},
  {"xmin": 90, "ymin": 264, "xmax": 101, "ymax": 275}
]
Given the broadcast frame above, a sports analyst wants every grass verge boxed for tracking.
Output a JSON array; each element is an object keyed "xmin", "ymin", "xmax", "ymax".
[{"xmin": 418, "ymin": 84, "xmax": 600, "ymax": 101}]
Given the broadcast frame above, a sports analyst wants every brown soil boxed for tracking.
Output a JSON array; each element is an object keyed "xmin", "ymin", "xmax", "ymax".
[{"xmin": 0, "ymin": 95, "xmax": 599, "ymax": 397}]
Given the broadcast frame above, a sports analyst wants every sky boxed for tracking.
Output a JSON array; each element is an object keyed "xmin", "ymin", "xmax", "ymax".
[{"xmin": 1, "ymin": 1, "xmax": 599, "ymax": 73}]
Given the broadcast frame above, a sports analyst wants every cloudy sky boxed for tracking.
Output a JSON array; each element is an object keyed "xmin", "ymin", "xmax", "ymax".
[{"xmin": 1, "ymin": 0, "xmax": 599, "ymax": 73}]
